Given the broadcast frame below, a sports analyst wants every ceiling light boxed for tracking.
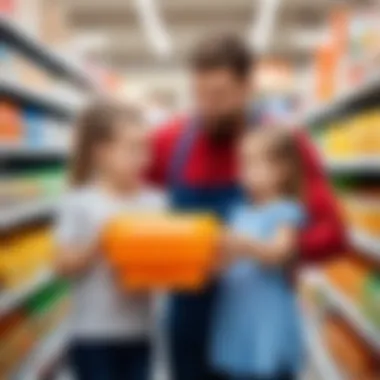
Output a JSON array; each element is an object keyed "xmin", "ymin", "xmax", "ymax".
[
  {"xmin": 250, "ymin": 0, "xmax": 282, "ymax": 53},
  {"xmin": 134, "ymin": 0, "xmax": 172, "ymax": 58}
]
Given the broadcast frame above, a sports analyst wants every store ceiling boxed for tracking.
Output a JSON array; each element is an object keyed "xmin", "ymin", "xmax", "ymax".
[{"xmin": 57, "ymin": 0, "xmax": 361, "ymax": 69}]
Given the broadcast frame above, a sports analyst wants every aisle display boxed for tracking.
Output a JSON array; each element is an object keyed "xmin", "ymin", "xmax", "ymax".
[
  {"xmin": 319, "ymin": 111, "xmax": 380, "ymax": 160},
  {"xmin": 324, "ymin": 258, "xmax": 369, "ymax": 301},
  {"xmin": 363, "ymin": 274, "xmax": 380, "ymax": 329},
  {"xmin": 0, "ymin": 100, "xmax": 22, "ymax": 143},
  {"xmin": 306, "ymin": 44, "xmax": 380, "ymax": 380},
  {"xmin": 322, "ymin": 257, "xmax": 380, "ymax": 331},
  {"xmin": 0, "ymin": 16, "xmax": 94, "ymax": 91},
  {"xmin": 0, "ymin": 167, "xmax": 66, "ymax": 208},
  {"xmin": 301, "ymin": 7, "xmax": 380, "ymax": 378},
  {"xmin": 0, "ymin": 14, "xmax": 93, "ymax": 380},
  {"xmin": 345, "ymin": 9, "xmax": 380, "ymax": 87},
  {"xmin": 343, "ymin": 193, "xmax": 380, "ymax": 237},
  {"xmin": 323, "ymin": 315, "xmax": 378, "ymax": 379},
  {"xmin": 0, "ymin": 281, "xmax": 70, "ymax": 379},
  {"xmin": 0, "ymin": 41, "xmax": 56, "ymax": 94},
  {"xmin": 0, "ymin": 100, "xmax": 71, "ymax": 149},
  {"xmin": 0, "ymin": 224, "xmax": 54, "ymax": 289}
]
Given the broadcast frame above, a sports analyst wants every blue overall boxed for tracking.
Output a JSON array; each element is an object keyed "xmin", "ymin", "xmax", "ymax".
[{"xmin": 167, "ymin": 121, "xmax": 242, "ymax": 380}]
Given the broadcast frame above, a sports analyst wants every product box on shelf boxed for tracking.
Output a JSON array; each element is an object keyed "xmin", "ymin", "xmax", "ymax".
[
  {"xmin": 321, "ymin": 111, "xmax": 380, "ymax": 159},
  {"xmin": 0, "ymin": 226, "xmax": 54, "ymax": 289},
  {"xmin": 323, "ymin": 315, "xmax": 379, "ymax": 380},
  {"xmin": 0, "ymin": 101, "xmax": 23, "ymax": 143},
  {"xmin": 23, "ymin": 107, "xmax": 44, "ymax": 147},
  {"xmin": 0, "ymin": 167, "xmax": 66, "ymax": 212},
  {"xmin": 0, "ymin": 310, "xmax": 36, "ymax": 379},
  {"xmin": 363, "ymin": 274, "xmax": 380, "ymax": 329},
  {"xmin": 343, "ymin": 193, "xmax": 380, "ymax": 237},
  {"xmin": 324, "ymin": 257, "xmax": 369, "ymax": 301}
]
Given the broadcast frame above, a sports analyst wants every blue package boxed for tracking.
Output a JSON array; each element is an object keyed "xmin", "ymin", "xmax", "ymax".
[{"xmin": 23, "ymin": 107, "xmax": 44, "ymax": 147}]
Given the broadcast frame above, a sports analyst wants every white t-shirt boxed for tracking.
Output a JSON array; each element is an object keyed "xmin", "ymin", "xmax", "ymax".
[{"xmin": 55, "ymin": 186, "xmax": 166, "ymax": 340}]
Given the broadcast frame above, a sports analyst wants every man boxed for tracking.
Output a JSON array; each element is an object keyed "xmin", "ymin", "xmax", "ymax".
[{"xmin": 150, "ymin": 34, "xmax": 345, "ymax": 380}]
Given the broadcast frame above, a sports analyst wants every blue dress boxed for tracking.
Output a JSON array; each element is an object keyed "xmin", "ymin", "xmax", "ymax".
[{"xmin": 210, "ymin": 200, "xmax": 306, "ymax": 377}]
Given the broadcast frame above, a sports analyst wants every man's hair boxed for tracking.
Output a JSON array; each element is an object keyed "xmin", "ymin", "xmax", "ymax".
[{"xmin": 189, "ymin": 33, "xmax": 254, "ymax": 79}]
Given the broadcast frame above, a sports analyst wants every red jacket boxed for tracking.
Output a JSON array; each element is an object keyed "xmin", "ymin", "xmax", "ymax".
[{"xmin": 150, "ymin": 117, "xmax": 346, "ymax": 263}]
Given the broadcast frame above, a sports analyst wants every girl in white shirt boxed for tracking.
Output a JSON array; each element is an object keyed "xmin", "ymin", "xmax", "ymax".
[{"xmin": 55, "ymin": 99, "xmax": 165, "ymax": 380}]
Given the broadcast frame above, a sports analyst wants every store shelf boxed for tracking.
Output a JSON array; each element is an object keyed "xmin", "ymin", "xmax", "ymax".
[
  {"xmin": 0, "ymin": 269, "xmax": 54, "ymax": 316},
  {"xmin": 0, "ymin": 77, "xmax": 78, "ymax": 118},
  {"xmin": 0, "ymin": 144, "xmax": 68, "ymax": 159},
  {"xmin": 350, "ymin": 229, "xmax": 380, "ymax": 262},
  {"xmin": 304, "ymin": 74, "xmax": 380, "ymax": 126},
  {"xmin": 320, "ymin": 276, "xmax": 380, "ymax": 353},
  {"xmin": 326, "ymin": 156, "xmax": 380, "ymax": 174},
  {"xmin": 0, "ymin": 16, "xmax": 94, "ymax": 91},
  {"xmin": 0, "ymin": 198, "xmax": 58, "ymax": 230},
  {"xmin": 13, "ymin": 321, "xmax": 69, "ymax": 380},
  {"xmin": 304, "ymin": 312, "xmax": 346, "ymax": 380}
]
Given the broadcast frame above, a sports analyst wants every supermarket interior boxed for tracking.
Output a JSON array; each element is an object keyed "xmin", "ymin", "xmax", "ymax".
[{"xmin": 1, "ymin": 0, "xmax": 380, "ymax": 380}]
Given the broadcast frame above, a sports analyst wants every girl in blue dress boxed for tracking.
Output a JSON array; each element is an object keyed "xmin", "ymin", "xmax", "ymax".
[{"xmin": 211, "ymin": 128, "xmax": 306, "ymax": 380}]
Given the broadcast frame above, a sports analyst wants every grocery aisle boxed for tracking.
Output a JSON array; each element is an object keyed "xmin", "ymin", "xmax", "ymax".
[
  {"xmin": 300, "ymin": 67, "xmax": 380, "ymax": 379},
  {"xmin": 1, "ymin": 1, "xmax": 380, "ymax": 380}
]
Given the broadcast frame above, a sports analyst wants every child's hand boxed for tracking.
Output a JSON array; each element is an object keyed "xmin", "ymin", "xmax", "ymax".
[
  {"xmin": 211, "ymin": 231, "xmax": 251, "ymax": 275},
  {"xmin": 220, "ymin": 230, "xmax": 249, "ymax": 259}
]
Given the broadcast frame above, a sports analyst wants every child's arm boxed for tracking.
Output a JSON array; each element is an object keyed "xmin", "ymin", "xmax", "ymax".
[
  {"xmin": 55, "ymin": 240, "xmax": 98, "ymax": 277},
  {"xmin": 225, "ymin": 225, "xmax": 298, "ymax": 266},
  {"xmin": 222, "ymin": 225, "xmax": 297, "ymax": 266},
  {"xmin": 54, "ymin": 194, "xmax": 98, "ymax": 278},
  {"xmin": 222, "ymin": 200, "xmax": 305, "ymax": 267}
]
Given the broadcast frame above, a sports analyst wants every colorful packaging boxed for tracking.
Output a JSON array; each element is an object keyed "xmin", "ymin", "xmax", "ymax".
[{"xmin": 0, "ymin": 101, "xmax": 23, "ymax": 143}]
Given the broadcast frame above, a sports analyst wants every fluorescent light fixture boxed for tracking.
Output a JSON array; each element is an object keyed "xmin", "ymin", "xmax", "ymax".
[
  {"xmin": 134, "ymin": 0, "xmax": 172, "ymax": 58},
  {"xmin": 250, "ymin": 0, "xmax": 282, "ymax": 53}
]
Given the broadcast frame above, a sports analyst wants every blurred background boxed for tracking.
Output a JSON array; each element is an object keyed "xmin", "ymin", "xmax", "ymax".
[{"xmin": 1, "ymin": 0, "xmax": 380, "ymax": 379}]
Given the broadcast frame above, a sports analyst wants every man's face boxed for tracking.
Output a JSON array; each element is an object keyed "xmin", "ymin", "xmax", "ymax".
[{"xmin": 192, "ymin": 68, "xmax": 250, "ymax": 139}]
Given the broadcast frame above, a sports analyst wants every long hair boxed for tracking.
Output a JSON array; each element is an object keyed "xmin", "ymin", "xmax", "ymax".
[
  {"xmin": 269, "ymin": 129, "xmax": 304, "ymax": 199},
  {"xmin": 243, "ymin": 127, "xmax": 304, "ymax": 199},
  {"xmin": 70, "ymin": 99, "xmax": 143, "ymax": 186}
]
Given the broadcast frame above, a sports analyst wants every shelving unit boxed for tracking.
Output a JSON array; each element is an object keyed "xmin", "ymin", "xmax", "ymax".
[
  {"xmin": 0, "ymin": 16, "xmax": 95, "ymax": 92},
  {"xmin": 0, "ymin": 269, "xmax": 54, "ymax": 317},
  {"xmin": 0, "ymin": 77, "xmax": 78, "ymax": 119},
  {"xmin": 0, "ymin": 144, "xmax": 68, "ymax": 159},
  {"xmin": 304, "ymin": 312, "xmax": 346, "ymax": 380},
  {"xmin": 0, "ymin": 198, "xmax": 59, "ymax": 230},
  {"xmin": 350, "ymin": 229, "xmax": 380, "ymax": 262},
  {"xmin": 320, "ymin": 276, "xmax": 380, "ymax": 353},
  {"xmin": 305, "ymin": 28, "xmax": 380, "ymax": 378},
  {"xmin": 326, "ymin": 156, "xmax": 380, "ymax": 174},
  {"xmin": 13, "ymin": 321, "xmax": 70, "ymax": 380},
  {"xmin": 0, "ymin": 14, "xmax": 93, "ymax": 380},
  {"xmin": 303, "ymin": 73, "xmax": 380, "ymax": 127}
]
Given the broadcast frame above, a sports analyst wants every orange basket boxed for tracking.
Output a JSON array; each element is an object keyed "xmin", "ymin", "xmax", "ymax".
[{"xmin": 102, "ymin": 213, "xmax": 220, "ymax": 291}]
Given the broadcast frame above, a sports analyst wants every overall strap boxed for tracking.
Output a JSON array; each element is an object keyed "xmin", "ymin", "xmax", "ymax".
[{"xmin": 167, "ymin": 118, "xmax": 199, "ymax": 186}]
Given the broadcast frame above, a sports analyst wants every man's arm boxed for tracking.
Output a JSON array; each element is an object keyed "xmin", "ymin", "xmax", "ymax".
[{"xmin": 295, "ymin": 131, "xmax": 346, "ymax": 263}]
